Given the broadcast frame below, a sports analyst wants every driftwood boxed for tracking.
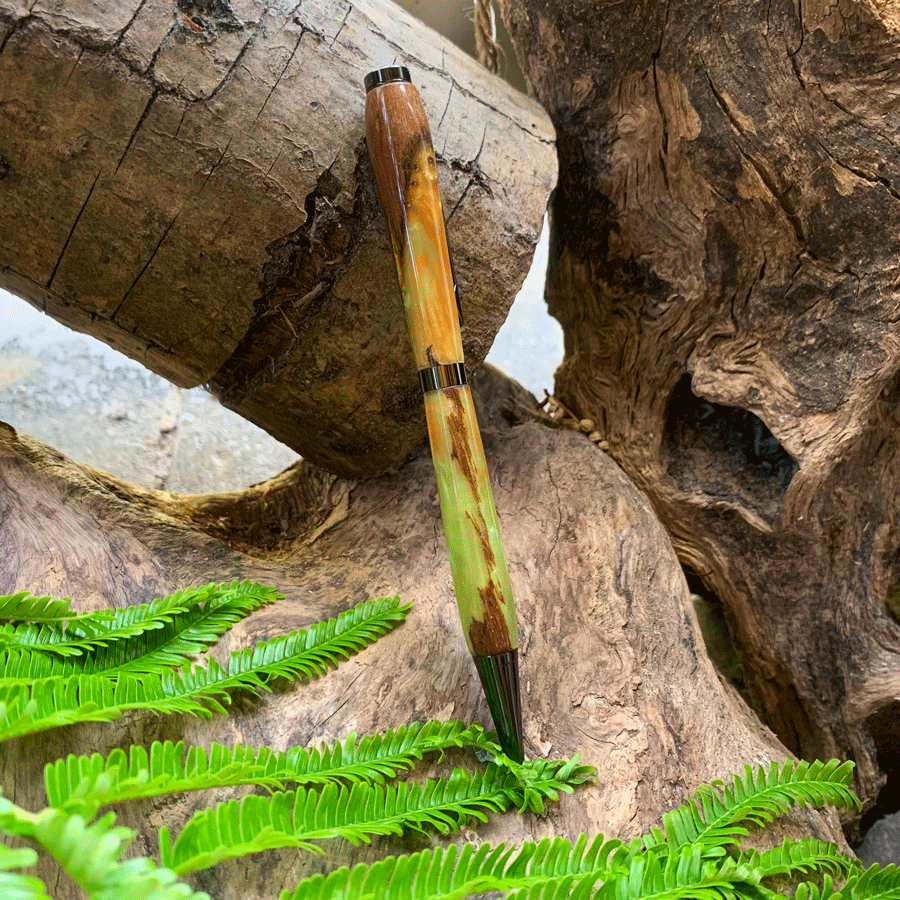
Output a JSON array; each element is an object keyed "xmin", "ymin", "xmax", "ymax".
[
  {"xmin": 0, "ymin": 366, "xmax": 841, "ymax": 898},
  {"xmin": 0, "ymin": 0, "xmax": 554, "ymax": 476},
  {"xmin": 0, "ymin": 0, "xmax": 880, "ymax": 889},
  {"xmin": 499, "ymin": 0, "xmax": 900, "ymax": 825}
]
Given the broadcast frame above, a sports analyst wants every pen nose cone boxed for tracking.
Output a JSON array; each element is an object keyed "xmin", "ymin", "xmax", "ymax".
[{"xmin": 474, "ymin": 650, "xmax": 524, "ymax": 762}]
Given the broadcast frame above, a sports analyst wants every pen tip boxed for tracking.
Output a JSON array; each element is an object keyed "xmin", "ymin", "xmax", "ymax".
[{"xmin": 474, "ymin": 650, "xmax": 524, "ymax": 763}]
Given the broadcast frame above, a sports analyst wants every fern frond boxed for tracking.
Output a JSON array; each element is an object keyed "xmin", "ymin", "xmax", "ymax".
[
  {"xmin": 80, "ymin": 584, "xmax": 280, "ymax": 674},
  {"xmin": 796, "ymin": 874, "xmax": 843, "ymax": 900},
  {"xmin": 0, "ymin": 793, "xmax": 38, "ymax": 840},
  {"xmin": 45, "ymin": 721, "xmax": 493, "ymax": 812},
  {"xmin": 509, "ymin": 754, "xmax": 595, "ymax": 813},
  {"xmin": 0, "ymin": 593, "xmax": 189, "ymax": 656},
  {"xmin": 222, "ymin": 594, "xmax": 409, "ymax": 682},
  {"xmin": 283, "ymin": 834, "xmax": 628, "ymax": 900},
  {"xmin": 0, "ymin": 624, "xmax": 78, "ymax": 657},
  {"xmin": 30, "ymin": 808, "xmax": 207, "ymax": 899},
  {"xmin": 0, "ymin": 681, "xmax": 122, "ymax": 743},
  {"xmin": 1, "ymin": 597, "xmax": 409, "ymax": 742},
  {"xmin": 748, "ymin": 838, "xmax": 856, "ymax": 881},
  {"xmin": 0, "ymin": 649, "xmax": 76, "ymax": 685},
  {"xmin": 0, "ymin": 581, "xmax": 279, "ymax": 662},
  {"xmin": 840, "ymin": 863, "xmax": 900, "ymax": 900},
  {"xmin": 592, "ymin": 842, "xmax": 764, "ymax": 900},
  {"xmin": 0, "ymin": 592, "xmax": 78, "ymax": 624},
  {"xmin": 646, "ymin": 759, "xmax": 859, "ymax": 852},
  {"xmin": 0, "ymin": 843, "xmax": 50, "ymax": 900},
  {"xmin": 160, "ymin": 760, "xmax": 587, "ymax": 874}
]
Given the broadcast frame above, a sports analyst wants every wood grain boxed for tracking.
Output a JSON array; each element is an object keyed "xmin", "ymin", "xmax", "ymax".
[{"xmin": 500, "ymin": 0, "xmax": 900, "ymax": 819}]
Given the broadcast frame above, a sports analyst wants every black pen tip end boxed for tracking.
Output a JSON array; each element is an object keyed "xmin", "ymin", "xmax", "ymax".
[{"xmin": 474, "ymin": 650, "xmax": 524, "ymax": 763}]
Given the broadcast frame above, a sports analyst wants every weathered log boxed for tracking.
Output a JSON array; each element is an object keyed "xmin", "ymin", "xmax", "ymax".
[
  {"xmin": 0, "ymin": 367, "xmax": 840, "ymax": 898},
  {"xmin": 500, "ymin": 0, "xmax": 900, "ymax": 823},
  {"xmin": 0, "ymin": 0, "xmax": 555, "ymax": 477}
]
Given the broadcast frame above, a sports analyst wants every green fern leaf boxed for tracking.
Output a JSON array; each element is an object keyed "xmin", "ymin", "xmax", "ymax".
[
  {"xmin": 0, "ymin": 649, "xmax": 75, "ymax": 684},
  {"xmin": 508, "ymin": 754, "xmax": 595, "ymax": 814},
  {"xmin": 45, "ymin": 721, "xmax": 493, "ymax": 812},
  {"xmin": 796, "ymin": 874, "xmax": 843, "ymax": 900},
  {"xmin": 0, "ymin": 791, "xmax": 39, "ymax": 840},
  {"xmin": 161, "ymin": 760, "xmax": 586, "ymax": 874},
  {"xmin": 591, "ymin": 842, "xmax": 763, "ymax": 900},
  {"xmin": 1, "ymin": 597, "xmax": 409, "ymax": 742},
  {"xmin": 28, "ymin": 808, "xmax": 208, "ymax": 899},
  {"xmin": 840, "ymin": 863, "xmax": 900, "ymax": 900},
  {"xmin": 281, "ymin": 835, "xmax": 637, "ymax": 900},
  {"xmin": 0, "ymin": 592, "xmax": 79, "ymax": 624},
  {"xmin": 0, "ymin": 680, "xmax": 121, "ymax": 742},
  {"xmin": 282, "ymin": 843, "xmax": 522, "ymax": 900},
  {"xmin": 0, "ymin": 843, "xmax": 51, "ymax": 900},
  {"xmin": 0, "ymin": 581, "xmax": 279, "ymax": 662},
  {"xmin": 0, "ymin": 602, "xmax": 181, "ymax": 656},
  {"xmin": 224, "ymin": 595, "xmax": 409, "ymax": 682},
  {"xmin": 748, "ymin": 837, "xmax": 856, "ymax": 880},
  {"xmin": 81, "ymin": 584, "xmax": 279, "ymax": 674},
  {"xmin": 649, "ymin": 759, "xmax": 859, "ymax": 852}
]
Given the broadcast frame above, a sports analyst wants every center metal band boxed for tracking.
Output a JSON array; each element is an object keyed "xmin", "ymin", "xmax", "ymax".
[{"xmin": 419, "ymin": 362, "xmax": 467, "ymax": 394}]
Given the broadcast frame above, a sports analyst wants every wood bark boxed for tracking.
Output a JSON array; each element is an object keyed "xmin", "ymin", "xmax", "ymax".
[
  {"xmin": 500, "ymin": 0, "xmax": 900, "ymax": 825},
  {"xmin": 0, "ymin": 366, "xmax": 841, "ymax": 898},
  {"xmin": 0, "ymin": 0, "xmax": 555, "ymax": 477}
]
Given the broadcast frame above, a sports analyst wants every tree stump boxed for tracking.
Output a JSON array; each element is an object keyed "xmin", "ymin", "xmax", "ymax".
[
  {"xmin": 0, "ymin": 366, "xmax": 841, "ymax": 898},
  {"xmin": 500, "ymin": 0, "xmax": 900, "ymax": 825}
]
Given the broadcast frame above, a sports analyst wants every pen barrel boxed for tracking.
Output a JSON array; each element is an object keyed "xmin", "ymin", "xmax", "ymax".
[
  {"xmin": 365, "ymin": 70, "xmax": 463, "ymax": 368},
  {"xmin": 365, "ymin": 69, "xmax": 518, "ymax": 659},
  {"xmin": 424, "ymin": 384, "xmax": 519, "ymax": 657}
]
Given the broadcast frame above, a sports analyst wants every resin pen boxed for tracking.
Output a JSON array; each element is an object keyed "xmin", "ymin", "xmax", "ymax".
[{"xmin": 365, "ymin": 66, "xmax": 524, "ymax": 762}]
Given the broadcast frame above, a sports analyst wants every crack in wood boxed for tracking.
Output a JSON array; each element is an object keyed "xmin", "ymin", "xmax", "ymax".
[
  {"xmin": 252, "ymin": 31, "xmax": 303, "ymax": 127},
  {"xmin": 328, "ymin": 4, "xmax": 352, "ymax": 49},
  {"xmin": 206, "ymin": 143, "xmax": 376, "ymax": 406},
  {"xmin": 114, "ymin": 88, "xmax": 159, "ymax": 175},
  {"xmin": 46, "ymin": 168, "xmax": 103, "ymax": 290},
  {"xmin": 113, "ymin": 211, "xmax": 181, "ymax": 319}
]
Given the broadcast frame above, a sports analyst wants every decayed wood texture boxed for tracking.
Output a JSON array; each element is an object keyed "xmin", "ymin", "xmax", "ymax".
[
  {"xmin": 500, "ymin": 0, "xmax": 900, "ymax": 819},
  {"xmin": 0, "ymin": 367, "xmax": 841, "ymax": 898},
  {"xmin": 0, "ymin": 0, "xmax": 555, "ymax": 477}
]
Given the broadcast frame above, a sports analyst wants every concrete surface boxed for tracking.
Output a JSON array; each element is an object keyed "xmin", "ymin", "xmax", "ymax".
[
  {"xmin": 0, "ymin": 221, "xmax": 560, "ymax": 493},
  {"xmin": 859, "ymin": 812, "xmax": 900, "ymax": 866}
]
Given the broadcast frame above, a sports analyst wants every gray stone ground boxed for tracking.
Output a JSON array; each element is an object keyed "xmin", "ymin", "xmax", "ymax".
[
  {"xmin": 1, "ymin": 222, "xmax": 897, "ymax": 863},
  {"xmin": 860, "ymin": 815, "xmax": 900, "ymax": 866}
]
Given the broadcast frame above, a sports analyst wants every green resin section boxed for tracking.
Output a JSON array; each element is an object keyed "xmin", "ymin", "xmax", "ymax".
[{"xmin": 424, "ymin": 386, "xmax": 518, "ymax": 657}]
